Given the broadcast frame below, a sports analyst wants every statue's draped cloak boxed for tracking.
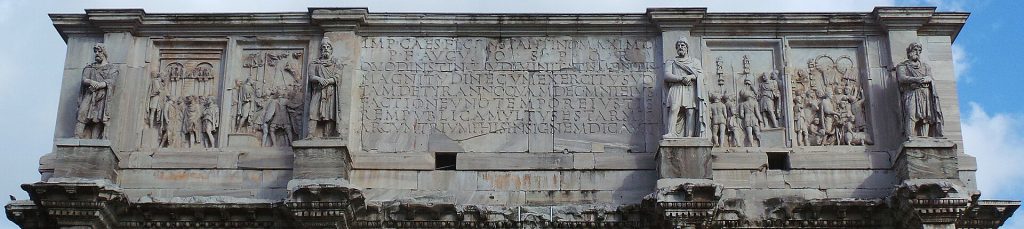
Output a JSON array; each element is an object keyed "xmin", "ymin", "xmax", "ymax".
[
  {"xmin": 78, "ymin": 63, "xmax": 117, "ymax": 125},
  {"xmin": 308, "ymin": 57, "xmax": 342, "ymax": 134}
]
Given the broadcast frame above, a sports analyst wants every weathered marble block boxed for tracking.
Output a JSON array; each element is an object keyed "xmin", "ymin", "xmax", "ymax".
[
  {"xmin": 291, "ymin": 140, "xmax": 350, "ymax": 180},
  {"xmin": 895, "ymin": 139, "xmax": 959, "ymax": 181},
  {"xmin": 50, "ymin": 138, "xmax": 119, "ymax": 181},
  {"xmin": 657, "ymin": 138, "xmax": 713, "ymax": 179}
]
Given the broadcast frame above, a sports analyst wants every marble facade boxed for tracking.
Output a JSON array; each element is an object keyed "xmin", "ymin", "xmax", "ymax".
[{"xmin": 5, "ymin": 7, "xmax": 1019, "ymax": 228}]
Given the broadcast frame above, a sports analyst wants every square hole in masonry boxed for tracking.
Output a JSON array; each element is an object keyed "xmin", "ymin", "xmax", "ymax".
[
  {"xmin": 435, "ymin": 152, "xmax": 457, "ymax": 170},
  {"xmin": 767, "ymin": 152, "xmax": 791, "ymax": 171}
]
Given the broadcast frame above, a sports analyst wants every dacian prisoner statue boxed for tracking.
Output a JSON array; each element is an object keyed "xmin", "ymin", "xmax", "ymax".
[
  {"xmin": 75, "ymin": 43, "xmax": 118, "ymax": 139},
  {"xmin": 897, "ymin": 42, "xmax": 943, "ymax": 138},
  {"xmin": 307, "ymin": 36, "xmax": 343, "ymax": 139},
  {"xmin": 663, "ymin": 38, "xmax": 703, "ymax": 138}
]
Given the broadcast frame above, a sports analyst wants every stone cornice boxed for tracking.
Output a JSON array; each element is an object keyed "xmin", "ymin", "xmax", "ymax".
[
  {"xmin": 874, "ymin": 7, "xmax": 936, "ymax": 30},
  {"xmin": 646, "ymin": 8, "xmax": 707, "ymax": 30},
  {"xmin": 309, "ymin": 7, "xmax": 368, "ymax": 32},
  {"xmin": 49, "ymin": 7, "xmax": 968, "ymax": 41},
  {"xmin": 84, "ymin": 9, "xmax": 144, "ymax": 34}
]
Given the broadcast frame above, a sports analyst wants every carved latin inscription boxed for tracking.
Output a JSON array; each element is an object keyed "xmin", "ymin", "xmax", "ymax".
[{"xmin": 359, "ymin": 37, "xmax": 658, "ymax": 152}]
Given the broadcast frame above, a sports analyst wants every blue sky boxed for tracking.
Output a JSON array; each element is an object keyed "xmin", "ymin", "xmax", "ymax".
[{"xmin": 0, "ymin": 0, "xmax": 1019, "ymax": 228}]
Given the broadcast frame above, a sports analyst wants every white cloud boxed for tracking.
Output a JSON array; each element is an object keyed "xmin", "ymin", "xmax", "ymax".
[
  {"xmin": 962, "ymin": 102, "xmax": 1024, "ymax": 198},
  {"xmin": 961, "ymin": 102, "xmax": 1024, "ymax": 228},
  {"xmin": 951, "ymin": 44, "xmax": 970, "ymax": 82}
]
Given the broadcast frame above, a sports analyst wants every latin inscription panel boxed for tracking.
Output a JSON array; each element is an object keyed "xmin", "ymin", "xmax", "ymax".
[{"xmin": 358, "ymin": 36, "xmax": 660, "ymax": 153}]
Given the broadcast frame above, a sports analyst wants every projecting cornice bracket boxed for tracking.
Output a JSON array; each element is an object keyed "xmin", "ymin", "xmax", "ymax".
[
  {"xmin": 646, "ymin": 8, "xmax": 707, "ymax": 30},
  {"xmin": 309, "ymin": 8, "xmax": 368, "ymax": 32},
  {"xmin": 85, "ymin": 9, "xmax": 145, "ymax": 34}
]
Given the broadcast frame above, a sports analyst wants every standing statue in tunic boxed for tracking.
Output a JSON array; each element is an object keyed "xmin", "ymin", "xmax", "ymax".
[
  {"xmin": 184, "ymin": 96, "xmax": 203, "ymax": 148},
  {"xmin": 146, "ymin": 72, "xmax": 165, "ymax": 128},
  {"xmin": 738, "ymin": 78, "xmax": 762, "ymax": 147},
  {"xmin": 758, "ymin": 71, "xmax": 781, "ymax": 128},
  {"xmin": 262, "ymin": 89, "xmax": 294, "ymax": 146},
  {"xmin": 897, "ymin": 42, "xmax": 944, "ymax": 138},
  {"xmin": 709, "ymin": 94, "xmax": 728, "ymax": 146},
  {"xmin": 201, "ymin": 96, "xmax": 219, "ymax": 148},
  {"xmin": 307, "ymin": 36, "xmax": 342, "ymax": 139},
  {"xmin": 160, "ymin": 96, "xmax": 183, "ymax": 148},
  {"xmin": 663, "ymin": 38, "xmax": 703, "ymax": 138},
  {"xmin": 75, "ymin": 43, "xmax": 118, "ymax": 139},
  {"xmin": 234, "ymin": 77, "xmax": 255, "ymax": 132}
]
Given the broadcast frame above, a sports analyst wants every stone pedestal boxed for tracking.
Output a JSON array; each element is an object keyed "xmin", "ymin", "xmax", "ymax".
[
  {"xmin": 291, "ymin": 139, "xmax": 351, "ymax": 180},
  {"xmin": 653, "ymin": 138, "xmax": 720, "ymax": 228},
  {"xmin": 12, "ymin": 139, "xmax": 127, "ymax": 228},
  {"xmin": 287, "ymin": 139, "xmax": 361, "ymax": 228},
  {"xmin": 893, "ymin": 139, "xmax": 970, "ymax": 229},
  {"xmin": 657, "ymin": 138, "xmax": 714, "ymax": 179},
  {"xmin": 51, "ymin": 138, "xmax": 119, "ymax": 181},
  {"xmin": 20, "ymin": 181, "xmax": 127, "ymax": 229},
  {"xmin": 895, "ymin": 138, "xmax": 958, "ymax": 181}
]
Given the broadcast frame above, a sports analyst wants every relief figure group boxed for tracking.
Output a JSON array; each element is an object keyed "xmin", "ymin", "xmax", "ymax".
[
  {"xmin": 73, "ymin": 36, "xmax": 939, "ymax": 148},
  {"xmin": 663, "ymin": 39, "xmax": 940, "ymax": 146}
]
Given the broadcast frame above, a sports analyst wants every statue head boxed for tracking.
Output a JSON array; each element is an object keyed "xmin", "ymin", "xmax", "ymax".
[
  {"xmin": 807, "ymin": 59, "xmax": 815, "ymax": 68},
  {"xmin": 770, "ymin": 70, "xmax": 778, "ymax": 80},
  {"xmin": 319, "ymin": 37, "xmax": 334, "ymax": 59},
  {"xmin": 906, "ymin": 42, "xmax": 923, "ymax": 61},
  {"xmin": 93, "ymin": 43, "xmax": 108, "ymax": 64},
  {"xmin": 675, "ymin": 38, "xmax": 689, "ymax": 58}
]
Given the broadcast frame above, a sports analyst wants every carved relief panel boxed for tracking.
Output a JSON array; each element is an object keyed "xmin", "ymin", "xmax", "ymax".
[
  {"xmin": 144, "ymin": 41, "xmax": 226, "ymax": 149},
  {"xmin": 228, "ymin": 41, "xmax": 308, "ymax": 148},
  {"xmin": 702, "ymin": 40, "xmax": 786, "ymax": 147},
  {"xmin": 786, "ymin": 40, "xmax": 872, "ymax": 146}
]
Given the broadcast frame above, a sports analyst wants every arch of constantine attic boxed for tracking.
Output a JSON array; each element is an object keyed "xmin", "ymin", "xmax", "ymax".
[{"xmin": 4, "ymin": 6, "xmax": 1020, "ymax": 229}]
